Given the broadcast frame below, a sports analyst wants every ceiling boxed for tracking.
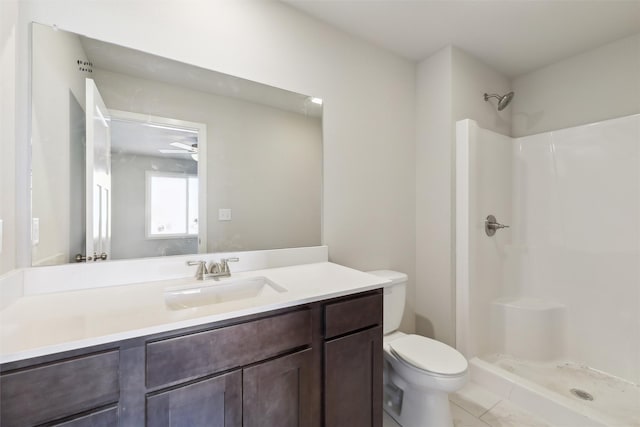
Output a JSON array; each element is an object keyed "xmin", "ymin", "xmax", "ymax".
[
  {"xmin": 283, "ymin": 0, "xmax": 640, "ymax": 77},
  {"xmin": 110, "ymin": 119, "xmax": 198, "ymax": 160}
]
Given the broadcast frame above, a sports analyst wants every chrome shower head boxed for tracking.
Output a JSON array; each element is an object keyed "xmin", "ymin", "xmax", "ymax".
[{"xmin": 484, "ymin": 91, "xmax": 514, "ymax": 111}]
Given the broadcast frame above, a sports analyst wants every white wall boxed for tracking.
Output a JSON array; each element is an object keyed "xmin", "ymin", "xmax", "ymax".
[
  {"xmin": 0, "ymin": 0, "xmax": 18, "ymax": 274},
  {"xmin": 9, "ymin": 0, "xmax": 416, "ymax": 327},
  {"xmin": 94, "ymin": 69, "xmax": 322, "ymax": 253},
  {"xmin": 416, "ymin": 46, "xmax": 510, "ymax": 345},
  {"xmin": 512, "ymin": 33, "xmax": 640, "ymax": 137}
]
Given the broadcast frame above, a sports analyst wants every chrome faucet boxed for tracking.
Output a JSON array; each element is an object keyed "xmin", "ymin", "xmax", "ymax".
[{"xmin": 187, "ymin": 257, "xmax": 239, "ymax": 280}]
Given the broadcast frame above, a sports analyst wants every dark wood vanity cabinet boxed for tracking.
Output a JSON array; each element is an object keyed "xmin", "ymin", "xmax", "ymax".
[
  {"xmin": 324, "ymin": 293, "xmax": 384, "ymax": 427},
  {"xmin": 0, "ymin": 350, "xmax": 120, "ymax": 427},
  {"xmin": 243, "ymin": 348, "xmax": 313, "ymax": 427},
  {"xmin": 145, "ymin": 348, "xmax": 313, "ymax": 427},
  {"xmin": 146, "ymin": 370, "xmax": 242, "ymax": 427},
  {"xmin": 51, "ymin": 407, "xmax": 119, "ymax": 427},
  {"xmin": 0, "ymin": 289, "xmax": 382, "ymax": 427},
  {"xmin": 144, "ymin": 307, "xmax": 314, "ymax": 427}
]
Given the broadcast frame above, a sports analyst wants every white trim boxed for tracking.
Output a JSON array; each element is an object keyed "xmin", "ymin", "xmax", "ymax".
[
  {"xmin": 455, "ymin": 119, "xmax": 475, "ymax": 358},
  {"xmin": 17, "ymin": 23, "xmax": 34, "ymax": 268}
]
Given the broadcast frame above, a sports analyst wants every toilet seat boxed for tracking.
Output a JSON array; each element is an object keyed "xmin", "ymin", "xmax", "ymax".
[{"xmin": 388, "ymin": 334, "xmax": 467, "ymax": 376}]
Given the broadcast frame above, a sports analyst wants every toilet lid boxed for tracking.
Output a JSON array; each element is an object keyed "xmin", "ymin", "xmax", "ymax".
[{"xmin": 389, "ymin": 335, "xmax": 468, "ymax": 375}]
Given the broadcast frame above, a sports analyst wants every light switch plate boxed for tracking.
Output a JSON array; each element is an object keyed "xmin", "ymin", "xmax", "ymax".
[{"xmin": 218, "ymin": 208, "xmax": 232, "ymax": 221}]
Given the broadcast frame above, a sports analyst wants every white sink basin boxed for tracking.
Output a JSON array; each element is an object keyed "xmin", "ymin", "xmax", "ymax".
[{"xmin": 165, "ymin": 276, "xmax": 287, "ymax": 310}]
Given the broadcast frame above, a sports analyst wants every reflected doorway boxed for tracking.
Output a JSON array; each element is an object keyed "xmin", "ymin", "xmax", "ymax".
[{"xmin": 108, "ymin": 111, "xmax": 207, "ymax": 260}]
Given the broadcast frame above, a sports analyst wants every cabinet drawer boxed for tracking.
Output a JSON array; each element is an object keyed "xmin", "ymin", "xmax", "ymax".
[
  {"xmin": 53, "ymin": 406, "xmax": 118, "ymax": 427},
  {"xmin": 324, "ymin": 292, "xmax": 382, "ymax": 339},
  {"xmin": 0, "ymin": 350, "xmax": 119, "ymax": 427},
  {"xmin": 146, "ymin": 309, "xmax": 312, "ymax": 388}
]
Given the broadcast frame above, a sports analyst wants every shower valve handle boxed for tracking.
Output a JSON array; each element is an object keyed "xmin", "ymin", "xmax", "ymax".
[
  {"xmin": 485, "ymin": 215, "xmax": 509, "ymax": 236},
  {"xmin": 488, "ymin": 222, "xmax": 509, "ymax": 230}
]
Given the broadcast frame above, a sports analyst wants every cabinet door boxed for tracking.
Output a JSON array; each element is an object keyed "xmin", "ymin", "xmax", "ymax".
[
  {"xmin": 146, "ymin": 370, "xmax": 241, "ymax": 427},
  {"xmin": 325, "ymin": 326, "xmax": 382, "ymax": 427},
  {"xmin": 243, "ymin": 349, "xmax": 312, "ymax": 427}
]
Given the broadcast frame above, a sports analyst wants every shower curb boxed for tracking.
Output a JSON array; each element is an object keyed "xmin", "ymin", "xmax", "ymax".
[{"xmin": 469, "ymin": 358, "xmax": 609, "ymax": 427}]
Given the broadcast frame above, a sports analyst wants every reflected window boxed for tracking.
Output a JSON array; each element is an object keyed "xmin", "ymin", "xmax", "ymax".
[{"xmin": 146, "ymin": 172, "xmax": 198, "ymax": 238}]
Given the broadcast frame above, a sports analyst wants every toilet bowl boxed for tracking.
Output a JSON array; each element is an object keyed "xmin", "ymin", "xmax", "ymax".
[
  {"xmin": 367, "ymin": 270, "xmax": 468, "ymax": 427},
  {"xmin": 383, "ymin": 331, "xmax": 468, "ymax": 427}
]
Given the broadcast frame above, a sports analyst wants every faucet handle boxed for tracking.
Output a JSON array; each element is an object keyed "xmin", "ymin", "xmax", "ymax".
[
  {"xmin": 187, "ymin": 260, "xmax": 208, "ymax": 279},
  {"xmin": 220, "ymin": 257, "xmax": 239, "ymax": 273}
]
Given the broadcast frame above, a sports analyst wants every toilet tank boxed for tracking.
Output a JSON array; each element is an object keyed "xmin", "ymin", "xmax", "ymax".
[{"xmin": 367, "ymin": 270, "xmax": 407, "ymax": 335}]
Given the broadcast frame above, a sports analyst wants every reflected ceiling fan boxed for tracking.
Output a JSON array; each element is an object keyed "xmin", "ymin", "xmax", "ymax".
[{"xmin": 159, "ymin": 141, "xmax": 199, "ymax": 161}]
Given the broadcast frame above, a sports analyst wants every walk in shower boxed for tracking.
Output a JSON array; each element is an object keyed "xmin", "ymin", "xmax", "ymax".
[{"xmin": 456, "ymin": 115, "xmax": 640, "ymax": 427}]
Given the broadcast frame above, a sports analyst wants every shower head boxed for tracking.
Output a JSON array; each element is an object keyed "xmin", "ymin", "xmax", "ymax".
[{"xmin": 484, "ymin": 91, "xmax": 514, "ymax": 111}]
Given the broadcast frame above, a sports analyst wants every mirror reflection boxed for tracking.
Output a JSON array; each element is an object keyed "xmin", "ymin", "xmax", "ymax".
[
  {"xmin": 31, "ymin": 23, "xmax": 322, "ymax": 266},
  {"xmin": 109, "ymin": 112, "xmax": 205, "ymax": 260}
]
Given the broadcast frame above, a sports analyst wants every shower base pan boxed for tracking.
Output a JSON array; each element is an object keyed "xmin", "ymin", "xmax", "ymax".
[{"xmin": 470, "ymin": 355, "xmax": 640, "ymax": 427}]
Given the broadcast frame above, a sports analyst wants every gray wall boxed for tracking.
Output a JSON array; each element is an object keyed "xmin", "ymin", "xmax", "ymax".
[
  {"xmin": 94, "ymin": 69, "xmax": 322, "ymax": 253},
  {"xmin": 0, "ymin": 0, "xmax": 18, "ymax": 274},
  {"xmin": 415, "ymin": 46, "xmax": 511, "ymax": 346},
  {"xmin": 30, "ymin": 23, "xmax": 88, "ymax": 265},
  {"xmin": 512, "ymin": 33, "xmax": 640, "ymax": 137}
]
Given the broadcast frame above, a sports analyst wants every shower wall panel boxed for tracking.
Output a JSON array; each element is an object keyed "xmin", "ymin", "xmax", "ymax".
[
  {"xmin": 513, "ymin": 115, "xmax": 640, "ymax": 383},
  {"xmin": 456, "ymin": 120, "xmax": 513, "ymax": 358}
]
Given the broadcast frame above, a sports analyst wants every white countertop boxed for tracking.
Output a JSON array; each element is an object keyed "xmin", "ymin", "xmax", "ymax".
[{"xmin": 0, "ymin": 262, "xmax": 389, "ymax": 364}]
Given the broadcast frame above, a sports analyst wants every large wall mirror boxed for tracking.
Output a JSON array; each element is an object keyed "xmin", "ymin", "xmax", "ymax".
[{"xmin": 31, "ymin": 23, "xmax": 323, "ymax": 266}]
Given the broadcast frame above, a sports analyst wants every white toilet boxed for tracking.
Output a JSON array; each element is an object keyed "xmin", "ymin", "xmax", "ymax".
[{"xmin": 368, "ymin": 270, "xmax": 468, "ymax": 427}]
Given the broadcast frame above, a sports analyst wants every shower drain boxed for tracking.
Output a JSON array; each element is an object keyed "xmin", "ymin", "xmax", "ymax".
[{"xmin": 570, "ymin": 388, "xmax": 594, "ymax": 401}]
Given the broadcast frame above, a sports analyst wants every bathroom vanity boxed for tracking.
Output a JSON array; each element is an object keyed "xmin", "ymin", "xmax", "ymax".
[
  {"xmin": 3, "ymin": 19, "xmax": 386, "ymax": 426},
  {"xmin": 0, "ymin": 262, "xmax": 386, "ymax": 427}
]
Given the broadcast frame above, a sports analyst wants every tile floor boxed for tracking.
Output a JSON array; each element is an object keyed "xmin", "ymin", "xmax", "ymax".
[{"xmin": 383, "ymin": 382, "xmax": 553, "ymax": 427}]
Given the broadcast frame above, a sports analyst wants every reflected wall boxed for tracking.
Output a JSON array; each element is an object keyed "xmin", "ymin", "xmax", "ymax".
[{"xmin": 30, "ymin": 23, "xmax": 322, "ymax": 266}]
